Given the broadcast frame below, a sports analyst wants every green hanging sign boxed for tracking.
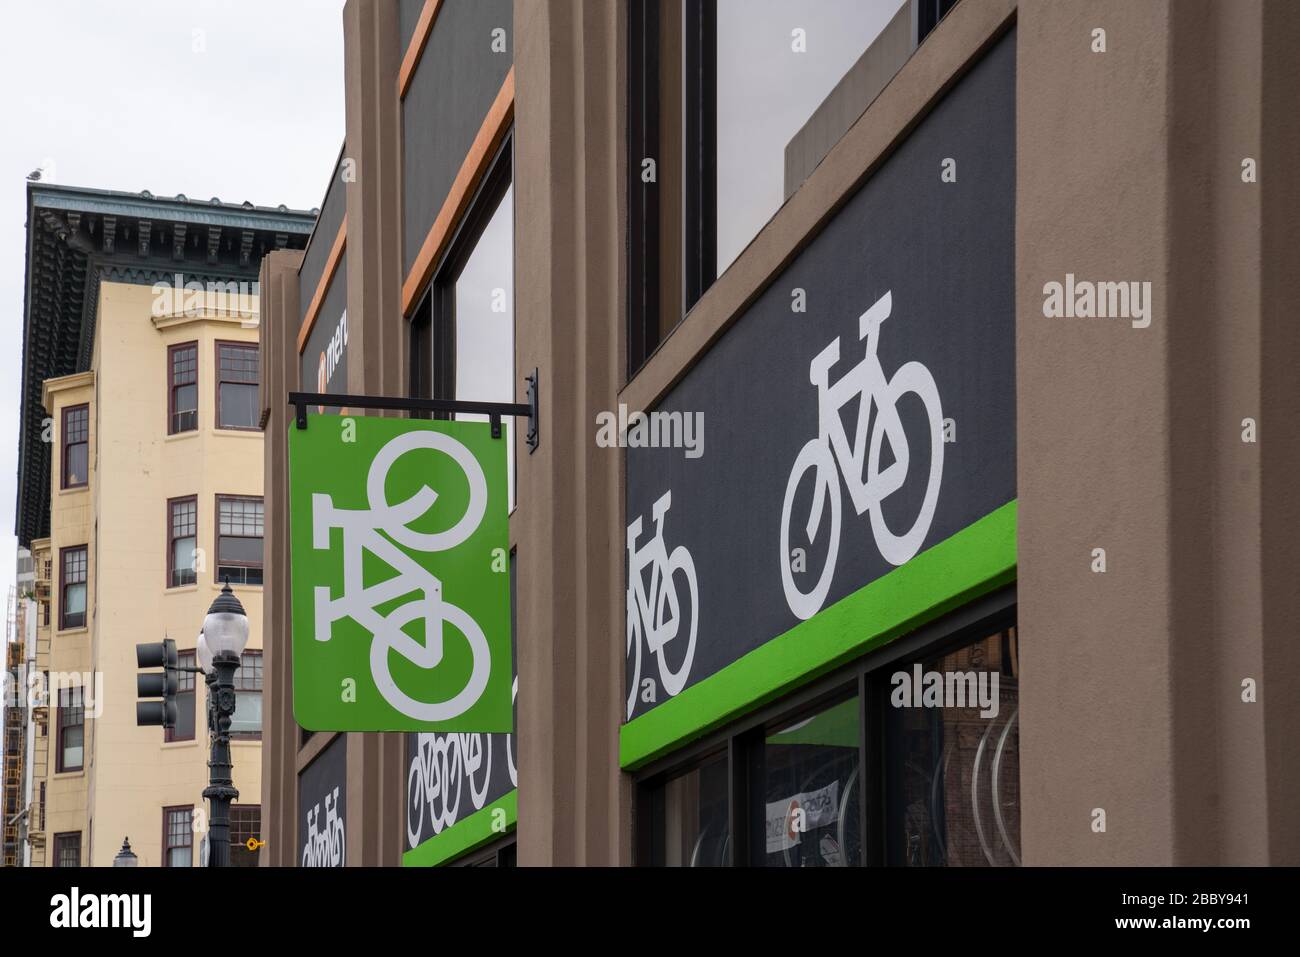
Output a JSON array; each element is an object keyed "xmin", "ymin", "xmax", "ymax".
[{"xmin": 289, "ymin": 414, "xmax": 512, "ymax": 732}]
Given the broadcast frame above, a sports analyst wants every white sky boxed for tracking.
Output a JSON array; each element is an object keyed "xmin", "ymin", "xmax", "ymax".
[{"xmin": 0, "ymin": 0, "xmax": 346, "ymax": 617}]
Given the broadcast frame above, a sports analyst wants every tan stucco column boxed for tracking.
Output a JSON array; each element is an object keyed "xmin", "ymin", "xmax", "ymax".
[
  {"xmin": 341, "ymin": 0, "xmax": 407, "ymax": 867},
  {"xmin": 513, "ymin": 0, "xmax": 632, "ymax": 865},
  {"xmin": 1017, "ymin": 0, "xmax": 1300, "ymax": 865}
]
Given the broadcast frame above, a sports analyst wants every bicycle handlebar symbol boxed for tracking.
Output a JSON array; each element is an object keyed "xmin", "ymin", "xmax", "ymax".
[
  {"xmin": 780, "ymin": 291, "xmax": 944, "ymax": 620},
  {"xmin": 312, "ymin": 429, "xmax": 492, "ymax": 721},
  {"xmin": 626, "ymin": 491, "xmax": 699, "ymax": 720}
]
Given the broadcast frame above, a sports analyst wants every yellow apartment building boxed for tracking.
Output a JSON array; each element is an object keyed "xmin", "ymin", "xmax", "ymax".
[{"xmin": 14, "ymin": 184, "xmax": 313, "ymax": 866}]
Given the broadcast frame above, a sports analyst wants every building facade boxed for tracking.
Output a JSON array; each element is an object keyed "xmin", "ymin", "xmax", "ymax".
[
  {"xmin": 259, "ymin": 0, "xmax": 1300, "ymax": 867},
  {"xmin": 13, "ymin": 185, "xmax": 313, "ymax": 865}
]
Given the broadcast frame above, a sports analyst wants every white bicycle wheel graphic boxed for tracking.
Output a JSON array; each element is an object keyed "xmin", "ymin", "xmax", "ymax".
[
  {"xmin": 371, "ymin": 598, "xmax": 492, "ymax": 723},
  {"xmin": 653, "ymin": 546, "xmax": 699, "ymax": 697},
  {"xmin": 780, "ymin": 438, "xmax": 843, "ymax": 621},
  {"xmin": 406, "ymin": 757, "xmax": 425, "ymax": 849},
  {"xmin": 867, "ymin": 361, "xmax": 943, "ymax": 567},
  {"xmin": 625, "ymin": 593, "xmax": 642, "ymax": 720},
  {"xmin": 463, "ymin": 733, "xmax": 493, "ymax": 811}
]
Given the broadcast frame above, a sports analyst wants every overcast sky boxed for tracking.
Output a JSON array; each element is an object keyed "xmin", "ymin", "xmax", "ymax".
[{"xmin": 0, "ymin": 0, "xmax": 345, "ymax": 617}]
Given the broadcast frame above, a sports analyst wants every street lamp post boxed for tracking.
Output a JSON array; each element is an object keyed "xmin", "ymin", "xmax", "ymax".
[
  {"xmin": 198, "ymin": 581, "xmax": 249, "ymax": 868},
  {"xmin": 113, "ymin": 837, "xmax": 138, "ymax": 867}
]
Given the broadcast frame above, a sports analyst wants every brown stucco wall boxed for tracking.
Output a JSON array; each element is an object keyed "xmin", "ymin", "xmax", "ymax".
[{"xmin": 1017, "ymin": 0, "xmax": 1299, "ymax": 865}]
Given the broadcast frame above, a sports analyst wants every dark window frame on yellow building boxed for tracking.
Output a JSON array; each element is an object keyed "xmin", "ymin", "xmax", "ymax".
[
  {"xmin": 167, "ymin": 495, "xmax": 198, "ymax": 588},
  {"xmin": 53, "ymin": 830, "xmax": 80, "ymax": 867},
  {"xmin": 231, "ymin": 649, "xmax": 263, "ymax": 740},
  {"xmin": 230, "ymin": 804, "xmax": 261, "ymax": 866},
  {"xmin": 168, "ymin": 341, "xmax": 199, "ymax": 435},
  {"xmin": 214, "ymin": 494, "xmax": 264, "ymax": 586},
  {"xmin": 61, "ymin": 403, "xmax": 89, "ymax": 489},
  {"xmin": 162, "ymin": 805, "xmax": 194, "ymax": 867},
  {"xmin": 56, "ymin": 685, "xmax": 85, "ymax": 774},
  {"xmin": 166, "ymin": 649, "xmax": 198, "ymax": 743},
  {"xmin": 59, "ymin": 544, "xmax": 87, "ymax": 630},
  {"xmin": 635, "ymin": 589, "xmax": 1017, "ymax": 867},
  {"xmin": 215, "ymin": 340, "xmax": 260, "ymax": 431}
]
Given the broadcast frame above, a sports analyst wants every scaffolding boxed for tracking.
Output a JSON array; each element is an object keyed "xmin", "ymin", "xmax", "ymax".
[{"xmin": 3, "ymin": 585, "xmax": 26, "ymax": 867}]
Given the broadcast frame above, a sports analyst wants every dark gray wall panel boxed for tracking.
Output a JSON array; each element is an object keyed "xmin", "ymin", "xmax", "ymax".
[
  {"xmin": 300, "ymin": 253, "xmax": 349, "ymax": 398},
  {"xmin": 299, "ymin": 150, "xmax": 348, "ymax": 322},
  {"xmin": 625, "ymin": 31, "xmax": 1016, "ymax": 721},
  {"xmin": 402, "ymin": 0, "xmax": 513, "ymax": 279},
  {"xmin": 399, "ymin": 0, "xmax": 425, "ymax": 54},
  {"xmin": 298, "ymin": 735, "xmax": 347, "ymax": 867}
]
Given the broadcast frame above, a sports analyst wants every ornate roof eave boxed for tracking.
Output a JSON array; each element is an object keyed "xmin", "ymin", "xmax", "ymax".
[{"xmin": 13, "ymin": 182, "xmax": 316, "ymax": 547}]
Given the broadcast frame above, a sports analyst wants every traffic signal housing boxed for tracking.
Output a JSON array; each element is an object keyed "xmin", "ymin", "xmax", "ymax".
[{"xmin": 136, "ymin": 638, "xmax": 179, "ymax": 729}]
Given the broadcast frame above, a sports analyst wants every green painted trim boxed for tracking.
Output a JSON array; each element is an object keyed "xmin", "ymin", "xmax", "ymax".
[
  {"xmin": 401, "ymin": 789, "xmax": 518, "ymax": 867},
  {"xmin": 619, "ymin": 500, "xmax": 1017, "ymax": 770}
]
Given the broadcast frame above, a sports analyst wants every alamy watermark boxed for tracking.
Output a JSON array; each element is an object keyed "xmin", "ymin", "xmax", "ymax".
[
  {"xmin": 890, "ymin": 664, "xmax": 999, "ymax": 718},
  {"xmin": 151, "ymin": 273, "xmax": 258, "ymax": 326},
  {"xmin": 1042, "ymin": 273, "xmax": 1152, "ymax": 329},
  {"xmin": 1, "ymin": 666, "xmax": 105, "ymax": 718},
  {"xmin": 596, "ymin": 403, "xmax": 704, "ymax": 459}
]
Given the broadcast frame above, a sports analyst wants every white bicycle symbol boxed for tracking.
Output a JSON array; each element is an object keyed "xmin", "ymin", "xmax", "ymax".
[
  {"xmin": 302, "ymin": 787, "xmax": 345, "ymax": 867},
  {"xmin": 405, "ymin": 676, "xmax": 517, "ymax": 848},
  {"xmin": 780, "ymin": 290, "xmax": 944, "ymax": 620},
  {"xmin": 406, "ymin": 730, "xmax": 493, "ymax": 846},
  {"xmin": 626, "ymin": 491, "xmax": 699, "ymax": 720},
  {"xmin": 312, "ymin": 429, "xmax": 491, "ymax": 721}
]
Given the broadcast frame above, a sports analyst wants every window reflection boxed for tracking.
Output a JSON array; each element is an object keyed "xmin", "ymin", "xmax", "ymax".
[
  {"xmin": 715, "ymin": 0, "xmax": 909, "ymax": 276},
  {"xmin": 756, "ymin": 695, "xmax": 861, "ymax": 867},
  {"xmin": 886, "ymin": 627, "xmax": 1020, "ymax": 866},
  {"xmin": 454, "ymin": 183, "xmax": 516, "ymax": 510},
  {"xmin": 653, "ymin": 754, "xmax": 730, "ymax": 866}
]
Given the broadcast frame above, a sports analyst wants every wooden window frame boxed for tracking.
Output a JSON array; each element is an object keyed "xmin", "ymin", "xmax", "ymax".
[
  {"xmin": 55, "ymin": 685, "xmax": 84, "ymax": 773},
  {"xmin": 165, "ymin": 650, "xmax": 198, "ymax": 743},
  {"xmin": 231, "ymin": 650, "xmax": 263, "ymax": 741},
  {"xmin": 53, "ymin": 831, "xmax": 81, "ymax": 868},
  {"xmin": 58, "ymin": 545, "xmax": 87, "ymax": 631},
  {"xmin": 214, "ymin": 495, "xmax": 264, "ymax": 585},
  {"xmin": 166, "ymin": 495, "xmax": 198, "ymax": 589},
  {"xmin": 214, "ymin": 339, "xmax": 260, "ymax": 431},
  {"xmin": 229, "ymin": 804, "xmax": 262, "ymax": 866},
  {"xmin": 162, "ymin": 805, "xmax": 194, "ymax": 868},
  {"xmin": 61, "ymin": 403, "xmax": 89, "ymax": 490},
  {"xmin": 167, "ymin": 341, "xmax": 199, "ymax": 435}
]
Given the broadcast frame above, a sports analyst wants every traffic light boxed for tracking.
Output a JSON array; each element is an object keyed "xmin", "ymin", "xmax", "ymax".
[{"xmin": 136, "ymin": 638, "xmax": 178, "ymax": 729}]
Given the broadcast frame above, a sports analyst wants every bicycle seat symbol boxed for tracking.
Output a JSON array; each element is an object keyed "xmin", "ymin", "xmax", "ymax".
[
  {"xmin": 312, "ymin": 429, "xmax": 492, "ymax": 721},
  {"xmin": 626, "ymin": 491, "xmax": 699, "ymax": 720},
  {"xmin": 780, "ymin": 290, "xmax": 944, "ymax": 620}
]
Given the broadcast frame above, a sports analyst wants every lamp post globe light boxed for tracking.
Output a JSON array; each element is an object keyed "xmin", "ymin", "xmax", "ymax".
[
  {"xmin": 201, "ymin": 580, "xmax": 248, "ymax": 867},
  {"xmin": 113, "ymin": 837, "xmax": 138, "ymax": 867}
]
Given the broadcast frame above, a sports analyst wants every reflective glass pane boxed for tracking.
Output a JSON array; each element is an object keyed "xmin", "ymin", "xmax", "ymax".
[
  {"xmin": 454, "ymin": 184, "xmax": 515, "ymax": 509},
  {"xmin": 219, "ymin": 382, "xmax": 258, "ymax": 428},
  {"xmin": 655, "ymin": 755, "xmax": 730, "ymax": 866},
  {"xmin": 754, "ymin": 695, "xmax": 861, "ymax": 867},
  {"xmin": 231, "ymin": 691, "xmax": 262, "ymax": 735},
  {"xmin": 885, "ymin": 627, "xmax": 1020, "ymax": 866},
  {"xmin": 715, "ymin": 0, "xmax": 909, "ymax": 276}
]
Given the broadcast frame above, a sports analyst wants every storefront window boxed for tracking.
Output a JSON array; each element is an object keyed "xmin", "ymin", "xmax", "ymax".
[
  {"xmin": 635, "ymin": 604, "xmax": 1018, "ymax": 868},
  {"xmin": 754, "ymin": 695, "xmax": 861, "ymax": 867},
  {"xmin": 643, "ymin": 754, "xmax": 730, "ymax": 866},
  {"xmin": 885, "ymin": 627, "xmax": 1020, "ymax": 866}
]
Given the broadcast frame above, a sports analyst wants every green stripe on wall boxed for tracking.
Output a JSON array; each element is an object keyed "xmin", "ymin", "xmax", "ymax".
[
  {"xmin": 619, "ymin": 500, "xmax": 1017, "ymax": 770},
  {"xmin": 401, "ymin": 789, "xmax": 518, "ymax": 867}
]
